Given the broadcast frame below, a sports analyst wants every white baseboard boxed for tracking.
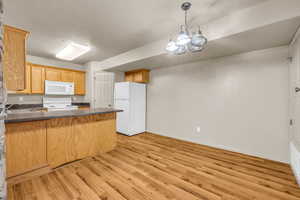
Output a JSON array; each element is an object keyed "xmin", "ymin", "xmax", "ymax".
[{"xmin": 147, "ymin": 130, "xmax": 289, "ymax": 163}]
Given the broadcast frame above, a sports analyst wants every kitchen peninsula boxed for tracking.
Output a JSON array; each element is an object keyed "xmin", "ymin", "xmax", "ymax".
[{"xmin": 5, "ymin": 108, "xmax": 121, "ymax": 182}]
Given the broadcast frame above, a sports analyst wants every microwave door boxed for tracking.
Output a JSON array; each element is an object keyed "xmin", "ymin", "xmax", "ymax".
[{"xmin": 45, "ymin": 81, "xmax": 74, "ymax": 95}]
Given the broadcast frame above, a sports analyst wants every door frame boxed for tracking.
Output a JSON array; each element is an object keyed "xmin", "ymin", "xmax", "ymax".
[{"xmin": 289, "ymin": 26, "xmax": 300, "ymax": 147}]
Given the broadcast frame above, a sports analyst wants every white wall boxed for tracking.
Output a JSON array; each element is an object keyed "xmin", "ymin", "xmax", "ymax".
[
  {"xmin": 289, "ymin": 27, "xmax": 300, "ymax": 152},
  {"xmin": 147, "ymin": 46, "xmax": 289, "ymax": 163}
]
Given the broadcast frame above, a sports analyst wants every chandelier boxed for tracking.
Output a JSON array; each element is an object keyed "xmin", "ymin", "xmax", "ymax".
[{"xmin": 166, "ymin": 2, "xmax": 207, "ymax": 55}]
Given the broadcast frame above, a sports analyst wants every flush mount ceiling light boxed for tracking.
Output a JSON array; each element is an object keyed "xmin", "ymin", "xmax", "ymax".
[
  {"xmin": 56, "ymin": 42, "xmax": 91, "ymax": 61},
  {"xmin": 166, "ymin": 2, "xmax": 207, "ymax": 55}
]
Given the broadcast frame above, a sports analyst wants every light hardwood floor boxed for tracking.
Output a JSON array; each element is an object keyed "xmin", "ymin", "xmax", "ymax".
[{"xmin": 8, "ymin": 133, "xmax": 300, "ymax": 200}]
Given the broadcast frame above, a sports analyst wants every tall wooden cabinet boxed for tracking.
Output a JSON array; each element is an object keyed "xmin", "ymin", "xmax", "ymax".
[
  {"xmin": 3, "ymin": 25, "xmax": 29, "ymax": 91},
  {"xmin": 16, "ymin": 63, "xmax": 31, "ymax": 94}
]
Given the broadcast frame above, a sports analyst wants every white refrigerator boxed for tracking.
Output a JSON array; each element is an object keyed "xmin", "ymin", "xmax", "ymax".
[{"xmin": 114, "ymin": 82, "xmax": 146, "ymax": 136}]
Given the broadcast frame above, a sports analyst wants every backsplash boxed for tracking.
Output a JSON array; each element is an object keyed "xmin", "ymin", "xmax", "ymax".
[{"xmin": 7, "ymin": 94, "xmax": 88, "ymax": 105}]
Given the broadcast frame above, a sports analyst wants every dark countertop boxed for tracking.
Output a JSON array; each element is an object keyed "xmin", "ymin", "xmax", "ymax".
[
  {"xmin": 5, "ymin": 107, "xmax": 122, "ymax": 123},
  {"xmin": 6, "ymin": 102, "xmax": 90, "ymax": 110}
]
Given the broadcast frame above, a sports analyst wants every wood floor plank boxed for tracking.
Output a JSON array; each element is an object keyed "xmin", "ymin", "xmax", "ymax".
[{"xmin": 8, "ymin": 132, "xmax": 300, "ymax": 200}]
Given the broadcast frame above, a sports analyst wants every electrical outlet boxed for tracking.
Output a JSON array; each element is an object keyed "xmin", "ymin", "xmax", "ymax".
[
  {"xmin": 196, "ymin": 126, "xmax": 201, "ymax": 133},
  {"xmin": 19, "ymin": 97, "xmax": 24, "ymax": 102}
]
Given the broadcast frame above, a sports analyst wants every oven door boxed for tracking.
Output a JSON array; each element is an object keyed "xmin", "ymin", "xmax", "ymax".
[{"xmin": 45, "ymin": 80, "xmax": 74, "ymax": 95}]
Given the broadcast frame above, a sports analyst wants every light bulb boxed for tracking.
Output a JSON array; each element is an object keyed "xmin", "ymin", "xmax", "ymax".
[
  {"xmin": 174, "ymin": 45, "xmax": 186, "ymax": 55},
  {"xmin": 188, "ymin": 43, "xmax": 204, "ymax": 52},
  {"xmin": 176, "ymin": 31, "xmax": 191, "ymax": 46},
  {"xmin": 166, "ymin": 40, "xmax": 179, "ymax": 53},
  {"xmin": 191, "ymin": 31, "xmax": 207, "ymax": 47}
]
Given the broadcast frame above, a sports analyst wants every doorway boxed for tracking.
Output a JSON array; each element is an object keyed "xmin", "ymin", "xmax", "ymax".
[{"xmin": 93, "ymin": 72, "xmax": 115, "ymax": 108}]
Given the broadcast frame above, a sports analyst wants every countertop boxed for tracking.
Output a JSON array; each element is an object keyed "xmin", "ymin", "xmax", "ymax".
[{"xmin": 5, "ymin": 107, "xmax": 122, "ymax": 123}]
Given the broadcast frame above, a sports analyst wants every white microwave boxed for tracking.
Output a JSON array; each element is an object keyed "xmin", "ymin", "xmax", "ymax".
[{"xmin": 45, "ymin": 80, "xmax": 74, "ymax": 95}]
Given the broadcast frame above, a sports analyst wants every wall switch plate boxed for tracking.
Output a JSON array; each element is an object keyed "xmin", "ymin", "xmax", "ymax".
[{"xmin": 196, "ymin": 126, "xmax": 201, "ymax": 133}]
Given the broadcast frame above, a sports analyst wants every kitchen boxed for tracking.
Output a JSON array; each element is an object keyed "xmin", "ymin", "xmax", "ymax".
[{"xmin": 2, "ymin": 0, "xmax": 300, "ymax": 199}]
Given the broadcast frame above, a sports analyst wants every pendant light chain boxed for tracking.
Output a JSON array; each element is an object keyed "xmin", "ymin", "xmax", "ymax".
[{"xmin": 185, "ymin": 10, "xmax": 188, "ymax": 29}]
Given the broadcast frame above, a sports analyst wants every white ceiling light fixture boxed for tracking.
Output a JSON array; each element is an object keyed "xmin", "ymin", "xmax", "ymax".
[
  {"xmin": 56, "ymin": 42, "xmax": 91, "ymax": 61},
  {"xmin": 166, "ymin": 2, "xmax": 207, "ymax": 55}
]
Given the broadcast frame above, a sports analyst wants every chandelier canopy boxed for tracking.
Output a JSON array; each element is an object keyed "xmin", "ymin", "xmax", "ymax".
[{"xmin": 166, "ymin": 2, "xmax": 207, "ymax": 55}]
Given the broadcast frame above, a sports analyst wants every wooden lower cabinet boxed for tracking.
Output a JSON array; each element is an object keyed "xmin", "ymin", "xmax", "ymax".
[
  {"xmin": 6, "ymin": 113, "xmax": 117, "ymax": 178},
  {"xmin": 47, "ymin": 113, "xmax": 116, "ymax": 168},
  {"xmin": 46, "ymin": 118, "xmax": 76, "ymax": 168},
  {"xmin": 6, "ymin": 121, "xmax": 47, "ymax": 178}
]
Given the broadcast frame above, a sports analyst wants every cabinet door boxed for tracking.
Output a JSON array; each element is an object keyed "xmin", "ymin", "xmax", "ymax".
[
  {"xmin": 45, "ymin": 68, "xmax": 61, "ymax": 81},
  {"xmin": 3, "ymin": 25, "xmax": 29, "ymax": 91},
  {"xmin": 72, "ymin": 116, "xmax": 96, "ymax": 159},
  {"xmin": 16, "ymin": 63, "xmax": 31, "ymax": 94},
  {"xmin": 72, "ymin": 113, "xmax": 116, "ymax": 159},
  {"xmin": 74, "ymin": 72, "xmax": 86, "ymax": 95},
  {"xmin": 6, "ymin": 121, "xmax": 47, "ymax": 177},
  {"xmin": 61, "ymin": 71, "xmax": 74, "ymax": 83},
  {"xmin": 133, "ymin": 71, "xmax": 144, "ymax": 83},
  {"xmin": 31, "ymin": 65, "xmax": 45, "ymax": 94},
  {"xmin": 134, "ymin": 70, "xmax": 149, "ymax": 83},
  {"xmin": 125, "ymin": 72, "xmax": 134, "ymax": 82},
  {"xmin": 125, "ymin": 69, "xmax": 149, "ymax": 83},
  {"xmin": 47, "ymin": 118, "xmax": 76, "ymax": 168},
  {"xmin": 92, "ymin": 113, "xmax": 117, "ymax": 153}
]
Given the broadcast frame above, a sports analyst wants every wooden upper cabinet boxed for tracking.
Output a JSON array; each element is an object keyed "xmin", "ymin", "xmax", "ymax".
[
  {"xmin": 13, "ymin": 63, "xmax": 85, "ymax": 95},
  {"xmin": 45, "ymin": 68, "xmax": 61, "ymax": 81},
  {"xmin": 74, "ymin": 72, "xmax": 85, "ymax": 95},
  {"xmin": 45, "ymin": 67, "xmax": 85, "ymax": 95},
  {"xmin": 16, "ymin": 63, "xmax": 31, "ymax": 94},
  {"xmin": 31, "ymin": 65, "xmax": 45, "ymax": 94},
  {"xmin": 125, "ymin": 69, "xmax": 150, "ymax": 83},
  {"xmin": 61, "ymin": 71, "xmax": 74, "ymax": 82},
  {"xmin": 3, "ymin": 25, "xmax": 29, "ymax": 91},
  {"xmin": 125, "ymin": 73, "xmax": 134, "ymax": 82}
]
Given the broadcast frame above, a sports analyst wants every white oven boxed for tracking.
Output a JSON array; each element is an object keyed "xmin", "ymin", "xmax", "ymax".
[{"xmin": 45, "ymin": 80, "xmax": 74, "ymax": 95}]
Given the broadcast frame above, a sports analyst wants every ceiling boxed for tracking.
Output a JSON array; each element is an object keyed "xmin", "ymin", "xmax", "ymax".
[
  {"xmin": 5, "ymin": 0, "xmax": 267, "ymax": 64},
  {"xmin": 107, "ymin": 16, "xmax": 300, "ymax": 72}
]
